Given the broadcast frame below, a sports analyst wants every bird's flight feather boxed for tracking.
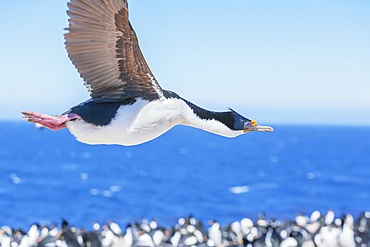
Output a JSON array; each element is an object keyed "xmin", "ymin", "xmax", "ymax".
[{"xmin": 65, "ymin": 0, "xmax": 162, "ymax": 102}]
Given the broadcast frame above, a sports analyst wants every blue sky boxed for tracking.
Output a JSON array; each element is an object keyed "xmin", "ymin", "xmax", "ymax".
[{"xmin": 0, "ymin": 0, "xmax": 369, "ymax": 125}]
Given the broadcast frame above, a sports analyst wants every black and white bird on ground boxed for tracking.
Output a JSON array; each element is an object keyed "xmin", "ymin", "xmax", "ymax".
[{"xmin": 22, "ymin": 0, "xmax": 273, "ymax": 146}]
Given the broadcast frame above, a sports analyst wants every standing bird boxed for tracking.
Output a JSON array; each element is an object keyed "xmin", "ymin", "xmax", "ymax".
[{"xmin": 22, "ymin": 0, "xmax": 273, "ymax": 146}]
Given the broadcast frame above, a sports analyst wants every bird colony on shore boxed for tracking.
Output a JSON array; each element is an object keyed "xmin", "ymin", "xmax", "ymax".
[{"xmin": 1, "ymin": 210, "xmax": 370, "ymax": 247}]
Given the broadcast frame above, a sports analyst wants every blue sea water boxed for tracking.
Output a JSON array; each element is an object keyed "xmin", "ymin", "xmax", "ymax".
[{"xmin": 0, "ymin": 121, "xmax": 369, "ymax": 229}]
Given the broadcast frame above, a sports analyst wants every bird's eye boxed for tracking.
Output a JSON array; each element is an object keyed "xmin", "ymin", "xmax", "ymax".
[{"xmin": 245, "ymin": 122, "xmax": 251, "ymax": 128}]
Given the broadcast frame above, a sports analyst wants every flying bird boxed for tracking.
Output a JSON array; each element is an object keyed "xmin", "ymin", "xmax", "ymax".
[{"xmin": 22, "ymin": 0, "xmax": 273, "ymax": 146}]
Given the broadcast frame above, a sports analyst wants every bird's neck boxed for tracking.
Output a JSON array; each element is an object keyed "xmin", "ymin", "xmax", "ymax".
[{"xmin": 179, "ymin": 99, "xmax": 243, "ymax": 138}]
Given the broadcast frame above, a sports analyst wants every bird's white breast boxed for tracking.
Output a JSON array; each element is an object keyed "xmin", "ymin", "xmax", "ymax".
[{"xmin": 66, "ymin": 98, "xmax": 187, "ymax": 146}]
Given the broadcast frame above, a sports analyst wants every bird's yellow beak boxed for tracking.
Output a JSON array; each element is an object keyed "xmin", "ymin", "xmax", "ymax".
[{"xmin": 244, "ymin": 119, "xmax": 274, "ymax": 133}]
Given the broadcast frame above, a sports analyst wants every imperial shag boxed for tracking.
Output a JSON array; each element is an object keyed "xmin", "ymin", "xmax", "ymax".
[{"xmin": 22, "ymin": 0, "xmax": 273, "ymax": 146}]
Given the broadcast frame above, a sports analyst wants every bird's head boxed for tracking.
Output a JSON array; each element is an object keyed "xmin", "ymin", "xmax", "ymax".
[{"xmin": 230, "ymin": 109, "xmax": 274, "ymax": 133}]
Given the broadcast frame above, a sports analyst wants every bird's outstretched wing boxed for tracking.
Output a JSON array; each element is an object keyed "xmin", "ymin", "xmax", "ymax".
[{"xmin": 65, "ymin": 0, "xmax": 163, "ymax": 102}]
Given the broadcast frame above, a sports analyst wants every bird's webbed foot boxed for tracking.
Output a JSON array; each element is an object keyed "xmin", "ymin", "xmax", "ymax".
[{"xmin": 21, "ymin": 111, "xmax": 81, "ymax": 131}]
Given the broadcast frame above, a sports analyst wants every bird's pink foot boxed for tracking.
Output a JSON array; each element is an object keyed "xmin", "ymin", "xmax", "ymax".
[{"xmin": 21, "ymin": 111, "xmax": 81, "ymax": 131}]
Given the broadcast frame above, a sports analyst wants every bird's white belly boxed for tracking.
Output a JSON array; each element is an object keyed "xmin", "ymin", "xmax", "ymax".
[{"xmin": 66, "ymin": 99, "xmax": 187, "ymax": 146}]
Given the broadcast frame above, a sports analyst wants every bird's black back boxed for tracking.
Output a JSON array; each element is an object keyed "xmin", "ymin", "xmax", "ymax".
[{"xmin": 69, "ymin": 98, "xmax": 136, "ymax": 126}]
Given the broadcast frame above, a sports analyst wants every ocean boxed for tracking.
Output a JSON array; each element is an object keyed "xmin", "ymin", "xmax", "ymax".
[{"xmin": 0, "ymin": 121, "xmax": 369, "ymax": 230}]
